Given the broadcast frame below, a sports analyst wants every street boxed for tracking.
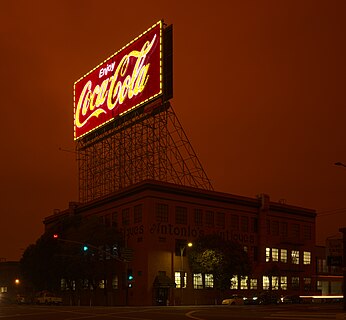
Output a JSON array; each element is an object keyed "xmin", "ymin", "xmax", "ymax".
[{"xmin": 1, "ymin": 304, "xmax": 346, "ymax": 320}]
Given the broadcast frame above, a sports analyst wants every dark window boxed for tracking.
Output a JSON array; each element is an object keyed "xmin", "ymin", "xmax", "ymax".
[
  {"xmin": 122, "ymin": 208, "xmax": 130, "ymax": 226},
  {"xmin": 175, "ymin": 206, "xmax": 187, "ymax": 225},
  {"xmin": 104, "ymin": 214, "xmax": 111, "ymax": 227},
  {"xmin": 266, "ymin": 219, "xmax": 270, "ymax": 235},
  {"xmin": 272, "ymin": 221, "xmax": 279, "ymax": 236},
  {"xmin": 251, "ymin": 218, "xmax": 258, "ymax": 233},
  {"xmin": 241, "ymin": 216, "xmax": 249, "ymax": 232},
  {"xmin": 194, "ymin": 209, "xmax": 203, "ymax": 226},
  {"xmin": 253, "ymin": 246, "xmax": 258, "ymax": 262},
  {"xmin": 134, "ymin": 204, "xmax": 142, "ymax": 224},
  {"xmin": 292, "ymin": 223, "xmax": 300, "ymax": 239},
  {"xmin": 231, "ymin": 214, "xmax": 239, "ymax": 230},
  {"xmin": 280, "ymin": 222, "xmax": 288, "ymax": 237},
  {"xmin": 112, "ymin": 212, "xmax": 118, "ymax": 228},
  {"xmin": 216, "ymin": 212, "xmax": 225, "ymax": 228},
  {"xmin": 206, "ymin": 211, "xmax": 214, "ymax": 226},
  {"xmin": 303, "ymin": 225, "xmax": 312, "ymax": 240},
  {"xmin": 156, "ymin": 203, "xmax": 168, "ymax": 222}
]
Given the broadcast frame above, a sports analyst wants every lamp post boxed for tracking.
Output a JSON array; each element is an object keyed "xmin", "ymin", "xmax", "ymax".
[
  {"xmin": 334, "ymin": 162, "xmax": 346, "ymax": 310},
  {"xmin": 180, "ymin": 242, "xmax": 192, "ymax": 305}
]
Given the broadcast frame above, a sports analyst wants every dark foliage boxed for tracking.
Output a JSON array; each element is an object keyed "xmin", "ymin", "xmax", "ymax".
[
  {"xmin": 188, "ymin": 234, "xmax": 251, "ymax": 290},
  {"xmin": 20, "ymin": 215, "xmax": 123, "ymax": 292}
]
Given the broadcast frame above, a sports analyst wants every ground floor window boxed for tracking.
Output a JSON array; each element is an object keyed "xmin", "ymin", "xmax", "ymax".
[
  {"xmin": 240, "ymin": 276, "xmax": 248, "ymax": 290},
  {"xmin": 250, "ymin": 278, "xmax": 257, "ymax": 290},
  {"xmin": 304, "ymin": 277, "xmax": 311, "ymax": 291},
  {"xmin": 204, "ymin": 274, "xmax": 214, "ymax": 288},
  {"xmin": 193, "ymin": 273, "xmax": 203, "ymax": 289},
  {"xmin": 230, "ymin": 275, "xmax": 238, "ymax": 289},
  {"xmin": 272, "ymin": 276, "xmax": 279, "ymax": 290},
  {"xmin": 280, "ymin": 276, "xmax": 287, "ymax": 290},
  {"xmin": 175, "ymin": 271, "xmax": 187, "ymax": 288},
  {"xmin": 112, "ymin": 275, "xmax": 119, "ymax": 289},
  {"xmin": 292, "ymin": 276, "xmax": 299, "ymax": 290},
  {"xmin": 263, "ymin": 276, "xmax": 270, "ymax": 290}
]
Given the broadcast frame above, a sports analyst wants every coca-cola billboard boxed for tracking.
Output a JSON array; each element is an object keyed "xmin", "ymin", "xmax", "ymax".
[{"xmin": 74, "ymin": 21, "xmax": 163, "ymax": 140}]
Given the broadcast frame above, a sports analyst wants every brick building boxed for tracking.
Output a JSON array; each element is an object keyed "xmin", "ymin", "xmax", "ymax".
[{"xmin": 44, "ymin": 179, "xmax": 316, "ymax": 306}]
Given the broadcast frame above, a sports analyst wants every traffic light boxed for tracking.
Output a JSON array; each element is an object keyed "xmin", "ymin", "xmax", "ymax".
[
  {"xmin": 83, "ymin": 245, "xmax": 89, "ymax": 252},
  {"xmin": 127, "ymin": 268, "xmax": 133, "ymax": 281},
  {"xmin": 53, "ymin": 234, "xmax": 59, "ymax": 239},
  {"xmin": 127, "ymin": 268, "xmax": 134, "ymax": 287}
]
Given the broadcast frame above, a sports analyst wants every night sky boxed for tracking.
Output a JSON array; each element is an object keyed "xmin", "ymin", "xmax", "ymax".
[{"xmin": 1, "ymin": 0, "xmax": 345, "ymax": 261}]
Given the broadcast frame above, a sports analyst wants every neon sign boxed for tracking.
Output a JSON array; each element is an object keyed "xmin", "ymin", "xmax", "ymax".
[{"xmin": 74, "ymin": 21, "xmax": 162, "ymax": 140}]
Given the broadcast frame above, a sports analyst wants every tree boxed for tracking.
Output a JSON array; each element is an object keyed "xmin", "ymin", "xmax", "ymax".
[{"xmin": 188, "ymin": 234, "xmax": 251, "ymax": 291}]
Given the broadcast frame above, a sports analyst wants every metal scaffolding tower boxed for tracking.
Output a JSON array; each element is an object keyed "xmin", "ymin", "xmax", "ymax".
[{"xmin": 76, "ymin": 101, "xmax": 213, "ymax": 203}]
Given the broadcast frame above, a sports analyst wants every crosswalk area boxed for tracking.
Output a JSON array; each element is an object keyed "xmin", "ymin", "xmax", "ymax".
[{"xmin": 264, "ymin": 311, "xmax": 346, "ymax": 320}]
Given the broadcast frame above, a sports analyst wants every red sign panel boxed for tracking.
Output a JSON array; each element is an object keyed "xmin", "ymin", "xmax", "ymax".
[{"xmin": 74, "ymin": 21, "xmax": 162, "ymax": 140}]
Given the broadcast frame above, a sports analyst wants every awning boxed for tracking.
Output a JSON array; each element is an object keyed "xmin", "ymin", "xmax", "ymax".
[{"xmin": 153, "ymin": 274, "xmax": 176, "ymax": 288}]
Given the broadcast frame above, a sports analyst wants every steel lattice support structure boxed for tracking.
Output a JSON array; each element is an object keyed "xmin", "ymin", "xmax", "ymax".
[{"xmin": 76, "ymin": 101, "xmax": 213, "ymax": 203}]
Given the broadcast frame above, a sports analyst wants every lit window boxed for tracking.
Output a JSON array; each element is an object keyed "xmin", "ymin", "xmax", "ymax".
[
  {"xmin": 303, "ymin": 251, "xmax": 311, "ymax": 265},
  {"xmin": 175, "ymin": 271, "xmax": 181, "ymax": 288},
  {"xmin": 272, "ymin": 248, "xmax": 279, "ymax": 262},
  {"xmin": 99, "ymin": 280, "xmax": 105, "ymax": 289},
  {"xmin": 205, "ymin": 274, "xmax": 214, "ymax": 288},
  {"xmin": 60, "ymin": 279, "xmax": 67, "ymax": 291},
  {"xmin": 280, "ymin": 276, "xmax": 287, "ymax": 290},
  {"xmin": 263, "ymin": 276, "xmax": 270, "ymax": 290},
  {"xmin": 291, "ymin": 250, "xmax": 299, "ymax": 264},
  {"xmin": 266, "ymin": 247, "xmax": 271, "ymax": 262},
  {"xmin": 280, "ymin": 249, "xmax": 287, "ymax": 263},
  {"xmin": 240, "ymin": 276, "xmax": 248, "ymax": 290},
  {"xmin": 193, "ymin": 273, "xmax": 203, "ymax": 289},
  {"xmin": 0, "ymin": 287, "xmax": 7, "ymax": 293},
  {"xmin": 230, "ymin": 275, "xmax": 238, "ymax": 289},
  {"xmin": 250, "ymin": 279, "xmax": 257, "ymax": 290},
  {"xmin": 272, "ymin": 276, "xmax": 279, "ymax": 290}
]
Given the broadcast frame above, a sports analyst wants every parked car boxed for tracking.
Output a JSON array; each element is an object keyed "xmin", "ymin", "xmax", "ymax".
[
  {"xmin": 243, "ymin": 294, "xmax": 259, "ymax": 305},
  {"xmin": 222, "ymin": 294, "xmax": 245, "ymax": 305},
  {"xmin": 244, "ymin": 292, "xmax": 280, "ymax": 305},
  {"xmin": 257, "ymin": 292, "xmax": 280, "ymax": 304},
  {"xmin": 35, "ymin": 291, "xmax": 62, "ymax": 305},
  {"xmin": 16, "ymin": 294, "xmax": 33, "ymax": 304},
  {"xmin": 279, "ymin": 294, "xmax": 302, "ymax": 304}
]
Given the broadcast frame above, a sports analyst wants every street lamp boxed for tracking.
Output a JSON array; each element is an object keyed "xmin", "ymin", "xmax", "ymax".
[{"xmin": 180, "ymin": 242, "xmax": 192, "ymax": 305}]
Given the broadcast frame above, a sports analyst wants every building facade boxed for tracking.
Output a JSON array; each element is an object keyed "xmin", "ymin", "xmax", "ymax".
[{"xmin": 44, "ymin": 180, "xmax": 317, "ymax": 306}]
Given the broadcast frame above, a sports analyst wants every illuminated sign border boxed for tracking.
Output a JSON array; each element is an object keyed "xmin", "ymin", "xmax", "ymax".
[{"xmin": 73, "ymin": 21, "xmax": 163, "ymax": 140}]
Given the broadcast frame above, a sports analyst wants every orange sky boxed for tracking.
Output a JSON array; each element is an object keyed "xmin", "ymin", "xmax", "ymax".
[{"xmin": 1, "ymin": 0, "xmax": 346, "ymax": 261}]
